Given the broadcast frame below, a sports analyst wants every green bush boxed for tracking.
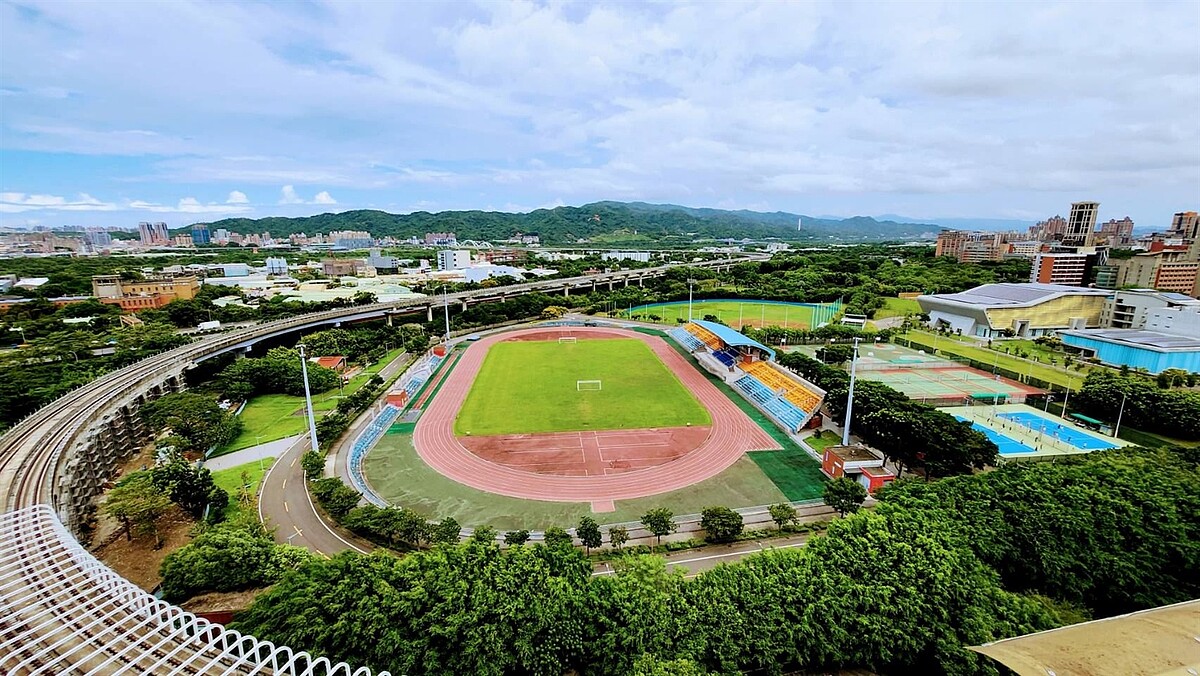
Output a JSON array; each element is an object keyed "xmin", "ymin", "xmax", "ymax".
[{"xmin": 159, "ymin": 520, "xmax": 315, "ymax": 603}]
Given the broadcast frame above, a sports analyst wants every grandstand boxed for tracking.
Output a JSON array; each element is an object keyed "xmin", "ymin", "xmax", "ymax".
[{"xmin": 670, "ymin": 320, "xmax": 824, "ymax": 434}]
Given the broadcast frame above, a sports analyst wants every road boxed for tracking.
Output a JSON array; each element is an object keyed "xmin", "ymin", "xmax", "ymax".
[{"xmin": 257, "ymin": 434, "xmax": 373, "ymax": 555}]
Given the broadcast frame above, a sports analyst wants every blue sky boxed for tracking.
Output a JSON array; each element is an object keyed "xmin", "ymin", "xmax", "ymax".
[{"xmin": 1, "ymin": 1, "xmax": 1197, "ymax": 230}]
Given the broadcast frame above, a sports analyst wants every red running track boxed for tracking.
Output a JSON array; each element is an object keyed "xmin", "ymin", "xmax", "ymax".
[{"xmin": 412, "ymin": 327, "xmax": 780, "ymax": 507}]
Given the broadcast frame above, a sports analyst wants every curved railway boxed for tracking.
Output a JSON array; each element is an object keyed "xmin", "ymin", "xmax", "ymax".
[{"xmin": 0, "ymin": 258, "xmax": 748, "ymax": 674}]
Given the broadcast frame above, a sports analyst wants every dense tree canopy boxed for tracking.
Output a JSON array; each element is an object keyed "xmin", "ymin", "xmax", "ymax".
[
  {"xmin": 216, "ymin": 347, "xmax": 340, "ymax": 399},
  {"xmin": 1071, "ymin": 370, "xmax": 1200, "ymax": 440}
]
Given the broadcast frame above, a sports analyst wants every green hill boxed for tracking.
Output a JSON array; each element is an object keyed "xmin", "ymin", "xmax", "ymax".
[{"xmin": 196, "ymin": 201, "xmax": 940, "ymax": 245}]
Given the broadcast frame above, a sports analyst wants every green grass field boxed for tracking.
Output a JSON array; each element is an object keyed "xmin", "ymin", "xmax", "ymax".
[
  {"xmin": 872, "ymin": 297, "xmax": 922, "ymax": 319},
  {"xmin": 217, "ymin": 348, "xmax": 407, "ymax": 455},
  {"xmin": 621, "ymin": 300, "xmax": 839, "ymax": 329},
  {"xmin": 362, "ymin": 431, "xmax": 787, "ymax": 530},
  {"xmin": 210, "ymin": 457, "xmax": 273, "ymax": 520},
  {"xmin": 454, "ymin": 339, "xmax": 709, "ymax": 435}
]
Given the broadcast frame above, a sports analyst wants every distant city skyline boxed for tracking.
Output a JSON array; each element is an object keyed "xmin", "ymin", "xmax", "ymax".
[{"xmin": 2, "ymin": 2, "xmax": 1197, "ymax": 229}]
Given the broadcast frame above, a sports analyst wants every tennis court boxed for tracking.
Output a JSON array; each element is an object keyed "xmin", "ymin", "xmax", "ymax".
[
  {"xmin": 848, "ymin": 342, "xmax": 1042, "ymax": 405},
  {"xmin": 954, "ymin": 417, "xmax": 1035, "ymax": 456},
  {"xmin": 943, "ymin": 404, "xmax": 1130, "ymax": 460},
  {"xmin": 997, "ymin": 412, "xmax": 1118, "ymax": 451}
]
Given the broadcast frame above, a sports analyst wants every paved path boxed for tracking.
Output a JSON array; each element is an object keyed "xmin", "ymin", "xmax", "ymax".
[
  {"xmin": 204, "ymin": 435, "xmax": 301, "ymax": 472},
  {"xmin": 592, "ymin": 533, "xmax": 812, "ymax": 578},
  {"xmin": 258, "ymin": 435, "xmax": 373, "ymax": 555}
]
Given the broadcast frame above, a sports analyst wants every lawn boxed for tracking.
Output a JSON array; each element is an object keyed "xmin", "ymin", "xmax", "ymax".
[
  {"xmin": 210, "ymin": 457, "xmax": 273, "ymax": 520},
  {"xmin": 901, "ymin": 330, "xmax": 1087, "ymax": 390},
  {"xmin": 217, "ymin": 348, "xmax": 407, "ymax": 455},
  {"xmin": 454, "ymin": 338, "xmax": 709, "ymax": 435},
  {"xmin": 621, "ymin": 299, "xmax": 840, "ymax": 329},
  {"xmin": 872, "ymin": 297, "xmax": 922, "ymax": 319},
  {"xmin": 362, "ymin": 431, "xmax": 788, "ymax": 530}
]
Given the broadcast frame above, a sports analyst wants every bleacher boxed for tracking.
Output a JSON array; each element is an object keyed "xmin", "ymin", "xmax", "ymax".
[
  {"xmin": 685, "ymin": 322, "xmax": 724, "ymax": 350},
  {"xmin": 741, "ymin": 360, "xmax": 822, "ymax": 413},
  {"xmin": 734, "ymin": 376, "xmax": 807, "ymax": 432},
  {"xmin": 347, "ymin": 404, "xmax": 402, "ymax": 507},
  {"xmin": 712, "ymin": 346, "xmax": 739, "ymax": 367},
  {"xmin": 670, "ymin": 326, "xmax": 705, "ymax": 352}
]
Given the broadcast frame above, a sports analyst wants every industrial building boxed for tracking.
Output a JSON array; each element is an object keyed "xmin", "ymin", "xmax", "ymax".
[
  {"xmin": 1059, "ymin": 328, "xmax": 1200, "ymax": 375},
  {"xmin": 916, "ymin": 283, "xmax": 1110, "ymax": 338}
]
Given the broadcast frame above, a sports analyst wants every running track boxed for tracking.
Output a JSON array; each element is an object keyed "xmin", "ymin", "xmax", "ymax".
[{"xmin": 413, "ymin": 327, "xmax": 780, "ymax": 509}]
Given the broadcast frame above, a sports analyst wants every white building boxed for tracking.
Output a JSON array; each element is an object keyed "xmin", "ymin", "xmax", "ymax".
[
  {"xmin": 1144, "ymin": 305, "xmax": 1200, "ymax": 337},
  {"xmin": 221, "ymin": 263, "xmax": 250, "ymax": 277},
  {"xmin": 265, "ymin": 257, "xmax": 289, "ymax": 275},
  {"xmin": 1030, "ymin": 252, "xmax": 1089, "ymax": 286},
  {"xmin": 601, "ymin": 251, "xmax": 652, "ymax": 263},
  {"xmin": 437, "ymin": 249, "xmax": 471, "ymax": 271},
  {"xmin": 1101, "ymin": 289, "xmax": 1200, "ymax": 329}
]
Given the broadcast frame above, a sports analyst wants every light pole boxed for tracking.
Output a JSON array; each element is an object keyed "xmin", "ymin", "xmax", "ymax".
[
  {"xmin": 841, "ymin": 337, "xmax": 861, "ymax": 446},
  {"xmin": 1061, "ymin": 387, "xmax": 1071, "ymax": 419},
  {"xmin": 687, "ymin": 278, "xmax": 696, "ymax": 321},
  {"xmin": 9, "ymin": 326, "xmax": 26, "ymax": 344},
  {"xmin": 297, "ymin": 344, "xmax": 320, "ymax": 453},
  {"xmin": 1113, "ymin": 391, "xmax": 1127, "ymax": 438},
  {"xmin": 1043, "ymin": 393, "xmax": 1053, "ymax": 414},
  {"xmin": 440, "ymin": 285, "xmax": 451, "ymax": 341}
]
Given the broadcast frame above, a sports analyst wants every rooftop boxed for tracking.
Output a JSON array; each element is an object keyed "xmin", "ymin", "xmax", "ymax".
[
  {"xmin": 1059, "ymin": 329, "xmax": 1200, "ymax": 352},
  {"xmin": 691, "ymin": 319, "xmax": 776, "ymax": 359},
  {"xmin": 971, "ymin": 599, "xmax": 1200, "ymax": 676},
  {"xmin": 922, "ymin": 283, "xmax": 1110, "ymax": 308}
]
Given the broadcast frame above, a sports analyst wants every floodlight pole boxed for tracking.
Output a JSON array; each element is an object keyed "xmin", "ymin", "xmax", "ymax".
[
  {"xmin": 297, "ymin": 344, "xmax": 320, "ymax": 453},
  {"xmin": 687, "ymin": 278, "xmax": 696, "ymax": 321},
  {"xmin": 1113, "ymin": 391, "xmax": 1127, "ymax": 438},
  {"xmin": 1061, "ymin": 387, "xmax": 1070, "ymax": 419},
  {"xmin": 841, "ymin": 337, "xmax": 861, "ymax": 446},
  {"xmin": 441, "ymin": 285, "xmax": 450, "ymax": 342}
]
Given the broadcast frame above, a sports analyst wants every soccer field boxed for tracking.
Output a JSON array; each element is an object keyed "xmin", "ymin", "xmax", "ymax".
[
  {"xmin": 623, "ymin": 299, "xmax": 841, "ymax": 329},
  {"xmin": 454, "ymin": 338, "xmax": 710, "ymax": 435}
]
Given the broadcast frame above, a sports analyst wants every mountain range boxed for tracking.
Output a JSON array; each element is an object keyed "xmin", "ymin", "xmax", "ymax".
[{"xmin": 197, "ymin": 201, "xmax": 943, "ymax": 245}]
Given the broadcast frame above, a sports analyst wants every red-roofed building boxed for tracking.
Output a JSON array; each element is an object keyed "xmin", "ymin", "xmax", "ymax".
[
  {"xmin": 310, "ymin": 356, "xmax": 347, "ymax": 373},
  {"xmin": 820, "ymin": 443, "xmax": 896, "ymax": 494}
]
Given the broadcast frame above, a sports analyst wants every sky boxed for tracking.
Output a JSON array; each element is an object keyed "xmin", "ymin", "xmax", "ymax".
[{"xmin": 1, "ymin": 1, "xmax": 1198, "ymax": 230}]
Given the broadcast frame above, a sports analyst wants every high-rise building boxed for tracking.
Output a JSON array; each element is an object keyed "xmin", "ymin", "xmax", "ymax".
[
  {"xmin": 1095, "ymin": 217, "xmax": 1134, "ymax": 246},
  {"xmin": 190, "ymin": 223, "xmax": 210, "ymax": 246},
  {"xmin": 265, "ymin": 257, "xmax": 289, "ymax": 275},
  {"xmin": 84, "ymin": 227, "xmax": 112, "ymax": 248},
  {"xmin": 1030, "ymin": 252, "xmax": 1089, "ymax": 286},
  {"xmin": 138, "ymin": 221, "xmax": 169, "ymax": 246},
  {"xmin": 425, "ymin": 232, "xmax": 457, "ymax": 246},
  {"xmin": 1115, "ymin": 251, "xmax": 1200, "ymax": 297},
  {"xmin": 1063, "ymin": 201, "xmax": 1099, "ymax": 247},
  {"xmin": 1028, "ymin": 215, "xmax": 1068, "ymax": 241},
  {"xmin": 1170, "ymin": 211, "xmax": 1199, "ymax": 239},
  {"xmin": 437, "ymin": 249, "xmax": 471, "ymax": 270}
]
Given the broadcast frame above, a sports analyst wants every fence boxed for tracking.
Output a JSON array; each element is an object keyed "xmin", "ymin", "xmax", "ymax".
[{"xmin": 891, "ymin": 336, "xmax": 1074, "ymax": 394}]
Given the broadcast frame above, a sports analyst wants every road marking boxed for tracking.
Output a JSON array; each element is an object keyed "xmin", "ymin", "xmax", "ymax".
[
  {"xmin": 282, "ymin": 479, "xmax": 286, "ymax": 491},
  {"xmin": 284, "ymin": 502, "xmax": 289, "ymax": 513},
  {"xmin": 290, "ymin": 456, "xmax": 297, "ymax": 467}
]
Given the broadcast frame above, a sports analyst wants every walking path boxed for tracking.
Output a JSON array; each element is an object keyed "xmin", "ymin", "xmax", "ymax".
[{"xmin": 204, "ymin": 435, "xmax": 301, "ymax": 472}]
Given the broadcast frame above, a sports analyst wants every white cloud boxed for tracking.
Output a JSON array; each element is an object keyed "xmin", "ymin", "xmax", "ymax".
[
  {"xmin": 312, "ymin": 190, "xmax": 337, "ymax": 205},
  {"xmin": 0, "ymin": 192, "xmax": 119, "ymax": 213},
  {"xmin": 226, "ymin": 190, "xmax": 249, "ymax": 204},
  {"xmin": 278, "ymin": 185, "xmax": 304, "ymax": 205},
  {"xmin": 128, "ymin": 197, "xmax": 253, "ymax": 214}
]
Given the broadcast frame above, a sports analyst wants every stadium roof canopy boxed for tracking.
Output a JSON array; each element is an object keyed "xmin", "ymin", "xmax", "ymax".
[
  {"xmin": 0, "ymin": 504, "xmax": 385, "ymax": 676},
  {"xmin": 692, "ymin": 319, "xmax": 776, "ymax": 359},
  {"xmin": 923, "ymin": 282, "xmax": 1110, "ymax": 309},
  {"xmin": 970, "ymin": 599, "xmax": 1200, "ymax": 676}
]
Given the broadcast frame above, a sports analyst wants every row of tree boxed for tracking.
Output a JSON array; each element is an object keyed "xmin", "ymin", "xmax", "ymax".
[
  {"xmin": 1071, "ymin": 369, "xmax": 1200, "ymax": 440},
  {"xmin": 216, "ymin": 347, "xmax": 341, "ymax": 400},
  {"xmin": 232, "ymin": 445, "xmax": 1199, "ymax": 675}
]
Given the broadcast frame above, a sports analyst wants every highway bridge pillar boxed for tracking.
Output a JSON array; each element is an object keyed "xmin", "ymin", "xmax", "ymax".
[
  {"xmin": 638, "ymin": 276, "xmax": 644, "ymax": 287},
  {"xmin": 427, "ymin": 306, "xmax": 434, "ymax": 322},
  {"xmin": 563, "ymin": 286, "xmax": 569, "ymax": 296},
  {"xmin": 386, "ymin": 314, "xmax": 393, "ymax": 327},
  {"xmin": 461, "ymin": 299, "xmax": 468, "ymax": 312},
  {"xmin": 624, "ymin": 278, "xmax": 628, "ymax": 287},
  {"xmin": 608, "ymin": 280, "xmax": 614, "ymax": 290}
]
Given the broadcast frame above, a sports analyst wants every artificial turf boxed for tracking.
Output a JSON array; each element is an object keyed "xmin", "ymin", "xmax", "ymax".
[
  {"xmin": 621, "ymin": 300, "xmax": 837, "ymax": 329},
  {"xmin": 454, "ymin": 338, "xmax": 710, "ymax": 436}
]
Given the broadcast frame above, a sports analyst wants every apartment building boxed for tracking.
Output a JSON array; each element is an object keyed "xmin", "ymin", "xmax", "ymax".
[{"xmin": 1030, "ymin": 253, "xmax": 1089, "ymax": 286}]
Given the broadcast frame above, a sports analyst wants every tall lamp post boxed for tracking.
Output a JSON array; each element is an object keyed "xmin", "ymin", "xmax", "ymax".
[
  {"xmin": 841, "ymin": 337, "xmax": 861, "ymax": 446},
  {"xmin": 297, "ymin": 344, "xmax": 320, "ymax": 453},
  {"xmin": 687, "ymin": 278, "xmax": 696, "ymax": 321},
  {"xmin": 1113, "ymin": 391, "xmax": 1128, "ymax": 438},
  {"xmin": 440, "ymin": 285, "xmax": 451, "ymax": 342}
]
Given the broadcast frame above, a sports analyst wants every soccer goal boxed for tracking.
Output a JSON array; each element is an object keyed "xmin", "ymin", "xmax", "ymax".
[
  {"xmin": 558, "ymin": 336, "xmax": 577, "ymax": 344},
  {"xmin": 577, "ymin": 380, "xmax": 602, "ymax": 391}
]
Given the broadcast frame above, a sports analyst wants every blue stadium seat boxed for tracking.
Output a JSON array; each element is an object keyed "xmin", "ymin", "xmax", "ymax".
[
  {"xmin": 734, "ymin": 375, "xmax": 806, "ymax": 431},
  {"xmin": 671, "ymin": 327, "xmax": 705, "ymax": 351},
  {"xmin": 713, "ymin": 347, "xmax": 738, "ymax": 367}
]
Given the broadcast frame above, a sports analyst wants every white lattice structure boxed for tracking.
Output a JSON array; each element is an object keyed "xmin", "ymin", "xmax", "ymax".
[{"xmin": 0, "ymin": 505, "xmax": 388, "ymax": 676}]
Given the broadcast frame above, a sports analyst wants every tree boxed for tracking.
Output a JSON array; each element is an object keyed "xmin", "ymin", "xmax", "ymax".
[
  {"xmin": 141, "ymin": 392, "xmax": 242, "ymax": 453},
  {"xmin": 160, "ymin": 520, "xmax": 314, "ymax": 602},
  {"xmin": 301, "ymin": 450, "xmax": 324, "ymax": 481},
  {"xmin": 469, "ymin": 525, "xmax": 497, "ymax": 544},
  {"xmin": 431, "ymin": 517, "xmax": 461, "ymax": 545},
  {"xmin": 310, "ymin": 477, "xmax": 359, "ymax": 519},
  {"xmin": 823, "ymin": 476, "xmax": 867, "ymax": 517},
  {"xmin": 103, "ymin": 471, "xmax": 172, "ymax": 547},
  {"xmin": 577, "ymin": 516, "xmax": 602, "ymax": 554},
  {"xmin": 641, "ymin": 508, "xmax": 677, "ymax": 544},
  {"xmin": 504, "ymin": 529, "xmax": 531, "ymax": 546},
  {"xmin": 700, "ymin": 507, "xmax": 744, "ymax": 544},
  {"xmin": 768, "ymin": 502, "xmax": 797, "ymax": 530},
  {"xmin": 608, "ymin": 525, "xmax": 629, "ymax": 550},
  {"xmin": 816, "ymin": 343, "xmax": 854, "ymax": 365},
  {"xmin": 543, "ymin": 526, "xmax": 574, "ymax": 549},
  {"xmin": 151, "ymin": 450, "xmax": 228, "ymax": 521},
  {"xmin": 540, "ymin": 305, "xmax": 569, "ymax": 319}
]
